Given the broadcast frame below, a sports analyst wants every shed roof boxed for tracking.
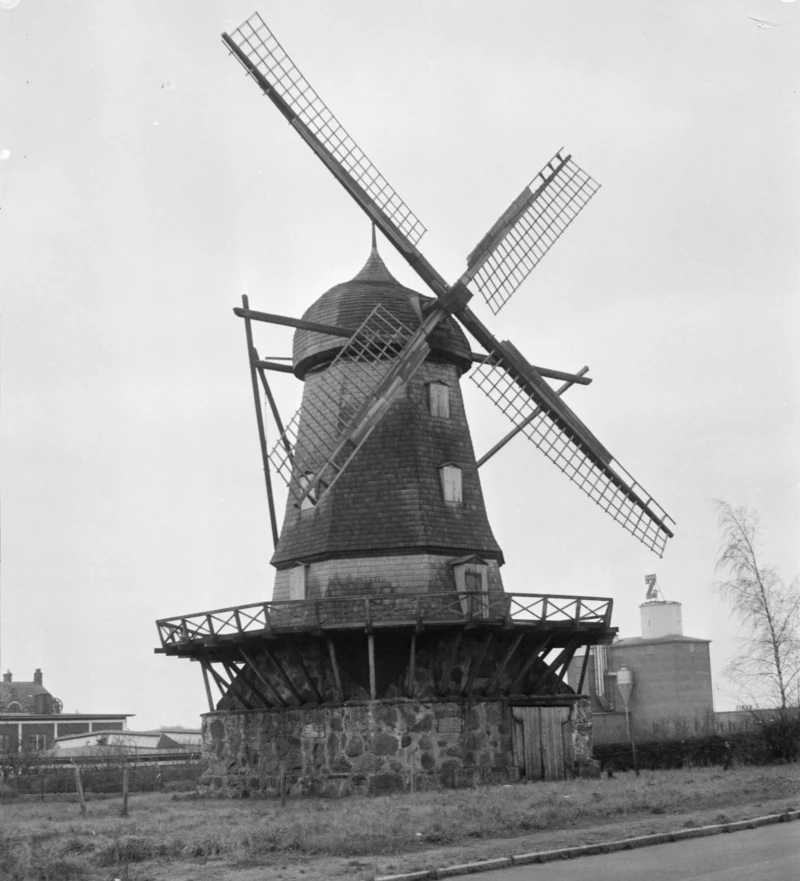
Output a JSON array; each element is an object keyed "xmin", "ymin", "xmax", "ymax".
[{"xmin": 613, "ymin": 634, "xmax": 711, "ymax": 647}]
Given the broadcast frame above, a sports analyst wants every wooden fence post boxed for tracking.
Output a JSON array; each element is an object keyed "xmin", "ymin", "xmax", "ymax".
[
  {"xmin": 71, "ymin": 761, "xmax": 86, "ymax": 816},
  {"xmin": 121, "ymin": 764, "xmax": 130, "ymax": 817}
]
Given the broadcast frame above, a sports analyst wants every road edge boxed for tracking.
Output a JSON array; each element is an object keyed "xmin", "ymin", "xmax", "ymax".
[{"xmin": 375, "ymin": 808, "xmax": 800, "ymax": 881}]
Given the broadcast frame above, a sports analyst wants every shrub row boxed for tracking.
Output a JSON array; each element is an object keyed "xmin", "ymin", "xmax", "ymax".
[{"xmin": 595, "ymin": 714, "xmax": 800, "ymax": 771}]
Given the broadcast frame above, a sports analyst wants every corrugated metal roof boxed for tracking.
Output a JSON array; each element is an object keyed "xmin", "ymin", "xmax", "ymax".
[{"xmin": 52, "ymin": 731, "xmax": 179, "ymax": 752}]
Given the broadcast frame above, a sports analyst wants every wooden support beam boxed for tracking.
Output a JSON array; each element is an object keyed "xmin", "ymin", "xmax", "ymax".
[
  {"xmin": 505, "ymin": 634, "xmax": 554, "ymax": 695},
  {"xmin": 528, "ymin": 638, "xmax": 582, "ymax": 694},
  {"xmin": 483, "ymin": 632, "xmax": 524, "ymax": 695},
  {"xmin": 202, "ymin": 660, "xmax": 231, "ymax": 701},
  {"xmin": 438, "ymin": 631, "xmax": 462, "ymax": 695},
  {"xmin": 326, "ymin": 638, "xmax": 344, "ymax": 702},
  {"xmin": 200, "ymin": 661, "xmax": 216, "ymax": 712},
  {"xmin": 463, "ymin": 632, "xmax": 493, "ymax": 696},
  {"xmin": 255, "ymin": 363, "xmax": 293, "ymax": 462},
  {"xmin": 255, "ymin": 359, "xmax": 295, "ymax": 374},
  {"xmin": 221, "ymin": 660, "xmax": 256, "ymax": 710},
  {"xmin": 577, "ymin": 645, "xmax": 592, "ymax": 694},
  {"xmin": 368, "ymin": 633, "xmax": 376, "ymax": 700},
  {"xmin": 262, "ymin": 645, "xmax": 303, "ymax": 705},
  {"xmin": 241, "ymin": 294, "xmax": 279, "ymax": 548},
  {"xmin": 235, "ymin": 662, "xmax": 276, "ymax": 710},
  {"xmin": 239, "ymin": 647, "xmax": 287, "ymax": 707},
  {"xmin": 553, "ymin": 640, "xmax": 581, "ymax": 682},
  {"xmin": 406, "ymin": 631, "xmax": 416, "ymax": 698},
  {"xmin": 287, "ymin": 640, "xmax": 323, "ymax": 703},
  {"xmin": 233, "ymin": 306, "xmax": 353, "ymax": 338},
  {"xmin": 470, "ymin": 354, "xmax": 593, "ymax": 386}
]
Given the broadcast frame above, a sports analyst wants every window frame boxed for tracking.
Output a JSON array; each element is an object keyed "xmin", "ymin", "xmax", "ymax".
[
  {"xmin": 439, "ymin": 463, "xmax": 463, "ymax": 504},
  {"xmin": 428, "ymin": 382, "xmax": 450, "ymax": 418}
]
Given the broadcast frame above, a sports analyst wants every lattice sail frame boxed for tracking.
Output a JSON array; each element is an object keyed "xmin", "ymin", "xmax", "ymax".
[
  {"xmin": 464, "ymin": 152, "xmax": 600, "ymax": 314},
  {"xmin": 470, "ymin": 358, "xmax": 674, "ymax": 556},
  {"xmin": 226, "ymin": 13, "xmax": 426, "ymax": 245},
  {"xmin": 269, "ymin": 305, "xmax": 425, "ymax": 506}
]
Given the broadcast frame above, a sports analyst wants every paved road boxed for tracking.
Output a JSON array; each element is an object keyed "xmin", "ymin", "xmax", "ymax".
[{"xmin": 468, "ymin": 821, "xmax": 800, "ymax": 880}]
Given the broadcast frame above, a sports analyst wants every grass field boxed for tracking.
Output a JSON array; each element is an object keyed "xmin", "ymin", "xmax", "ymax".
[{"xmin": 2, "ymin": 764, "xmax": 799, "ymax": 881}]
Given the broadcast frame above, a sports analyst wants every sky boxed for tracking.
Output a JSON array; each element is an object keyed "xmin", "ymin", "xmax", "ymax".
[{"xmin": 0, "ymin": 0, "xmax": 797, "ymax": 729}]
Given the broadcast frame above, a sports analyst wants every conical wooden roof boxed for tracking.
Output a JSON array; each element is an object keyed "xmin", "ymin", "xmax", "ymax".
[{"xmin": 292, "ymin": 240, "xmax": 472, "ymax": 379}]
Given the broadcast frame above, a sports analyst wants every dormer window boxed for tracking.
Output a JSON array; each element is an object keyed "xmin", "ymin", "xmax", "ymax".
[
  {"xmin": 288, "ymin": 562, "xmax": 307, "ymax": 601},
  {"xmin": 439, "ymin": 463, "xmax": 462, "ymax": 503},
  {"xmin": 428, "ymin": 382, "xmax": 450, "ymax": 418}
]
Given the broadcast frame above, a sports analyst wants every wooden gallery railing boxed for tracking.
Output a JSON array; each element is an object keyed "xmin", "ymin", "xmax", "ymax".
[{"xmin": 156, "ymin": 592, "xmax": 613, "ymax": 651}]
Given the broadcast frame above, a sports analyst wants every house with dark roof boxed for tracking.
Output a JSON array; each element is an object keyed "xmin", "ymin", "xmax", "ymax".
[
  {"xmin": 1, "ymin": 669, "xmax": 58, "ymax": 715},
  {"xmin": 0, "ymin": 668, "xmax": 131, "ymax": 753}
]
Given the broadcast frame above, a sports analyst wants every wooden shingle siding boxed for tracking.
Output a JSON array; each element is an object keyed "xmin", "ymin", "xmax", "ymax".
[
  {"xmin": 272, "ymin": 360, "xmax": 503, "ymax": 567},
  {"xmin": 271, "ymin": 241, "xmax": 504, "ymax": 604},
  {"xmin": 272, "ymin": 553, "xmax": 505, "ymax": 603}
]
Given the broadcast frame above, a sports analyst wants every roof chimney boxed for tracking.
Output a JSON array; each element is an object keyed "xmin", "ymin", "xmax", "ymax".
[
  {"xmin": 3, "ymin": 670, "xmax": 11, "ymax": 683},
  {"xmin": 34, "ymin": 669, "xmax": 43, "ymax": 686}
]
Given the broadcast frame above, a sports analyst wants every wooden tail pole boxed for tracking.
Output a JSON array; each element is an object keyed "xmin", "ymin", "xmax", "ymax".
[{"xmin": 241, "ymin": 294, "xmax": 279, "ymax": 548}]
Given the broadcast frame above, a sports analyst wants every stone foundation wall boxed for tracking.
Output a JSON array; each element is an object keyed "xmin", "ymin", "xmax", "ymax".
[{"xmin": 202, "ymin": 698, "xmax": 594, "ymax": 797}]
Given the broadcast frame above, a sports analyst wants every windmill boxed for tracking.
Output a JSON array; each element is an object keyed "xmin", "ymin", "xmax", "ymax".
[
  {"xmin": 223, "ymin": 12, "xmax": 674, "ymax": 559},
  {"xmin": 155, "ymin": 12, "xmax": 673, "ymax": 796}
]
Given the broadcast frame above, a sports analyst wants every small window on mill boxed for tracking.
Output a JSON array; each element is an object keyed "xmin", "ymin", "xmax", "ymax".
[
  {"xmin": 297, "ymin": 472, "xmax": 326, "ymax": 511},
  {"xmin": 439, "ymin": 463, "xmax": 462, "ymax": 503},
  {"xmin": 428, "ymin": 382, "xmax": 450, "ymax": 418},
  {"xmin": 288, "ymin": 563, "xmax": 307, "ymax": 601}
]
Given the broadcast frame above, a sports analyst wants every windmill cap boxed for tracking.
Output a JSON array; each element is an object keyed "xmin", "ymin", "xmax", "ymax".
[{"xmin": 292, "ymin": 239, "xmax": 472, "ymax": 379}]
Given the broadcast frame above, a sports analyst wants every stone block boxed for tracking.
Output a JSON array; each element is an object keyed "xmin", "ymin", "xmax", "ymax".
[
  {"xmin": 352, "ymin": 753, "xmax": 383, "ymax": 773},
  {"xmin": 285, "ymin": 750, "xmax": 304, "ymax": 771},
  {"xmin": 375, "ymin": 705, "xmax": 398, "ymax": 727},
  {"xmin": 345, "ymin": 736, "xmax": 364, "ymax": 757},
  {"xmin": 411, "ymin": 715, "xmax": 433, "ymax": 733},
  {"xmin": 398, "ymin": 705, "xmax": 417, "ymax": 727},
  {"xmin": 372, "ymin": 733, "xmax": 399, "ymax": 756},
  {"xmin": 370, "ymin": 773, "xmax": 405, "ymax": 795}
]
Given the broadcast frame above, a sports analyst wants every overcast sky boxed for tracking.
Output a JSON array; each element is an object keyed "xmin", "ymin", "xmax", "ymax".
[{"xmin": 1, "ymin": 0, "xmax": 797, "ymax": 728}]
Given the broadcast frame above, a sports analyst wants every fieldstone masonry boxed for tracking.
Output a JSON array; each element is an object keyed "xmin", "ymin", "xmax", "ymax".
[{"xmin": 201, "ymin": 697, "xmax": 595, "ymax": 797}]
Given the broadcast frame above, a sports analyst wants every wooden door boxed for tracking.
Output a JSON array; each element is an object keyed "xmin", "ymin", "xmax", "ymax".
[{"xmin": 511, "ymin": 706, "xmax": 574, "ymax": 780}]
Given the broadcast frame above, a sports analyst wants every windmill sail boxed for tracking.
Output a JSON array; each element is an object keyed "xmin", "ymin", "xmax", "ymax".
[
  {"xmin": 223, "ymin": 13, "xmax": 426, "ymax": 247},
  {"xmin": 227, "ymin": 12, "xmax": 674, "ymax": 555},
  {"xmin": 462, "ymin": 151, "xmax": 600, "ymax": 314},
  {"xmin": 470, "ymin": 348, "xmax": 674, "ymax": 556}
]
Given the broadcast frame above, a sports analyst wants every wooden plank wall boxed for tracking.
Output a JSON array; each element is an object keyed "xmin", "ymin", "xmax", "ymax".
[{"xmin": 511, "ymin": 706, "xmax": 574, "ymax": 781}]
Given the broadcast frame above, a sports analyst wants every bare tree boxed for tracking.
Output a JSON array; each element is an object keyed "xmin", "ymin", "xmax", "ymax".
[{"xmin": 715, "ymin": 501, "xmax": 800, "ymax": 709}]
